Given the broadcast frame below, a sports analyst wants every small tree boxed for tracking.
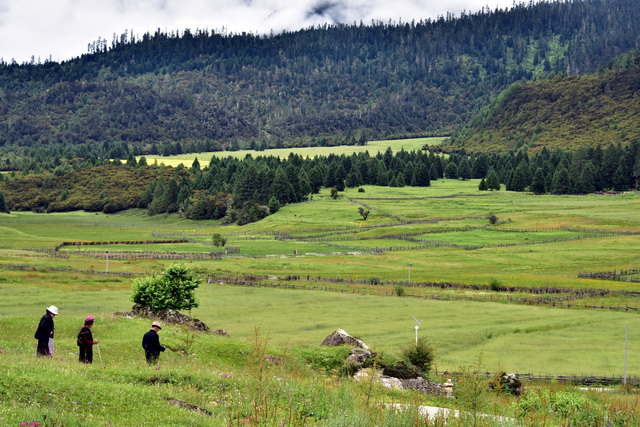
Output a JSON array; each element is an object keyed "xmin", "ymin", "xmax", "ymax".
[
  {"xmin": 330, "ymin": 187, "xmax": 339, "ymax": 199},
  {"xmin": 488, "ymin": 212, "xmax": 498, "ymax": 225},
  {"xmin": 401, "ymin": 337, "xmax": 434, "ymax": 375},
  {"xmin": 131, "ymin": 264, "xmax": 200, "ymax": 311},
  {"xmin": 211, "ymin": 233, "xmax": 227, "ymax": 247},
  {"xmin": 0, "ymin": 190, "xmax": 9, "ymax": 213},
  {"xmin": 358, "ymin": 207, "xmax": 370, "ymax": 220}
]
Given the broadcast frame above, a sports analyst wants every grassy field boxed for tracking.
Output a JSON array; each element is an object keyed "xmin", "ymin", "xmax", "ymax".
[
  {"xmin": 138, "ymin": 137, "xmax": 443, "ymax": 167},
  {"xmin": 2, "ymin": 173, "xmax": 640, "ymax": 425}
]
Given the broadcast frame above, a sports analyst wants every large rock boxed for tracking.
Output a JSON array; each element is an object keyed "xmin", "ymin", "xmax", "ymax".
[
  {"xmin": 115, "ymin": 305, "xmax": 217, "ymax": 334},
  {"xmin": 353, "ymin": 368, "xmax": 445, "ymax": 395},
  {"xmin": 321, "ymin": 329, "xmax": 370, "ymax": 350},
  {"xmin": 345, "ymin": 347, "xmax": 374, "ymax": 367}
]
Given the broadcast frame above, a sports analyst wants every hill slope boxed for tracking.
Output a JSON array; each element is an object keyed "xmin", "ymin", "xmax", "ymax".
[
  {"xmin": 444, "ymin": 51, "xmax": 640, "ymax": 153},
  {"xmin": 1, "ymin": 0, "xmax": 639, "ymax": 158}
]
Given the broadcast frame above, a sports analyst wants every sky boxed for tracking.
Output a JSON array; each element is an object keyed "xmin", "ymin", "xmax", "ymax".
[{"xmin": 0, "ymin": 0, "xmax": 536, "ymax": 64}]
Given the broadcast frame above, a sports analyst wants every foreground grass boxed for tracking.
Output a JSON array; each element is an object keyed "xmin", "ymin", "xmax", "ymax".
[
  {"xmin": 2, "ymin": 314, "xmax": 639, "ymax": 426},
  {"xmin": 1, "ymin": 278, "xmax": 639, "ymax": 377}
]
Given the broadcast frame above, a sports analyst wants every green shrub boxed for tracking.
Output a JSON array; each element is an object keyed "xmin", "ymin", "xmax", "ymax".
[
  {"xmin": 294, "ymin": 346, "xmax": 352, "ymax": 374},
  {"xmin": 131, "ymin": 264, "xmax": 200, "ymax": 310},
  {"xmin": 401, "ymin": 337, "xmax": 434, "ymax": 374}
]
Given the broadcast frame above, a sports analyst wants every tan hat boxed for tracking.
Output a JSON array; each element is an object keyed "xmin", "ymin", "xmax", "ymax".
[
  {"xmin": 46, "ymin": 305, "xmax": 59, "ymax": 315},
  {"xmin": 151, "ymin": 321, "xmax": 162, "ymax": 329}
]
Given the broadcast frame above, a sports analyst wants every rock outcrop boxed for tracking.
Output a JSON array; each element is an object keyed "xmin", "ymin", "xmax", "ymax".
[{"xmin": 115, "ymin": 304, "xmax": 227, "ymax": 335}]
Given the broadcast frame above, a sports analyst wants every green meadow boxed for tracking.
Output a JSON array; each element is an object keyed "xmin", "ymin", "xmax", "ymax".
[
  {"xmin": 138, "ymin": 137, "xmax": 442, "ymax": 167},
  {"xmin": 2, "ymin": 176, "xmax": 640, "ymax": 425}
]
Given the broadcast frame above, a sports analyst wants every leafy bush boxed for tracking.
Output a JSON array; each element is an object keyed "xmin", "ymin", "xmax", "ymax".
[
  {"xmin": 489, "ymin": 278, "xmax": 505, "ymax": 291},
  {"xmin": 401, "ymin": 337, "xmax": 434, "ymax": 374},
  {"xmin": 294, "ymin": 346, "xmax": 352, "ymax": 374},
  {"xmin": 211, "ymin": 233, "xmax": 227, "ymax": 247},
  {"xmin": 131, "ymin": 264, "xmax": 200, "ymax": 310}
]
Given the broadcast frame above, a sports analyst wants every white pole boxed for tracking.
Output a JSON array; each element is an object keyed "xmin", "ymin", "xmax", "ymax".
[
  {"xmin": 97, "ymin": 343, "xmax": 103, "ymax": 365},
  {"xmin": 624, "ymin": 322, "xmax": 629, "ymax": 386},
  {"xmin": 415, "ymin": 325, "xmax": 419, "ymax": 346},
  {"xmin": 407, "ymin": 264, "xmax": 412, "ymax": 285}
]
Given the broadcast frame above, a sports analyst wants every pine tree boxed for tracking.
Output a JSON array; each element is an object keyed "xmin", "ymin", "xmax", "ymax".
[
  {"xmin": 444, "ymin": 162, "xmax": 458, "ymax": 179},
  {"xmin": 270, "ymin": 166, "xmax": 292, "ymax": 204},
  {"xmin": 486, "ymin": 168, "xmax": 500, "ymax": 191},
  {"xmin": 551, "ymin": 166, "xmax": 571, "ymax": 194},
  {"xmin": 530, "ymin": 168, "xmax": 547, "ymax": 195},
  {"xmin": 458, "ymin": 158, "xmax": 472, "ymax": 180},
  {"xmin": 0, "ymin": 190, "xmax": 9, "ymax": 213},
  {"xmin": 478, "ymin": 178, "xmax": 488, "ymax": 191}
]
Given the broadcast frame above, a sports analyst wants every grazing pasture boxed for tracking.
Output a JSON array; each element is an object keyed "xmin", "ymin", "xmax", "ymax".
[
  {"xmin": 2, "ymin": 175, "xmax": 640, "ymax": 425},
  {"xmin": 1, "ymin": 178, "xmax": 640, "ymax": 374}
]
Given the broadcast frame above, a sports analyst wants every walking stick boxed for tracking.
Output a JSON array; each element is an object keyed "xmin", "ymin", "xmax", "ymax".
[{"xmin": 96, "ymin": 343, "xmax": 103, "ymax": 364}]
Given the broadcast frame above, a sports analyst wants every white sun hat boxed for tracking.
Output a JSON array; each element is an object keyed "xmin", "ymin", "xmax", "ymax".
[{"xmin": 46, "ymin": 305, "xmax": 59, "ymax": 315}]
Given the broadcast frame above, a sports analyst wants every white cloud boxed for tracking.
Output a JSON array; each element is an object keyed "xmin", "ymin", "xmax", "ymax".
[{"xmin": 0, "ymin": 0, "xmax": 530, "ymax": 63}]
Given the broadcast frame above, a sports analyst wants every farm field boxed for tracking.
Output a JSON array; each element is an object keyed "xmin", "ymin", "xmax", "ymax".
[
  {"xmin": 2, "ymin": 175, "xmax": 640, "ymax": 425},
  {"xmin": 137, "ymin": 137, "xmax": 442, "ymax": 167},
  {"xmin": 1, "ymin": 179, "xmax": 640, "ymax": 375}
]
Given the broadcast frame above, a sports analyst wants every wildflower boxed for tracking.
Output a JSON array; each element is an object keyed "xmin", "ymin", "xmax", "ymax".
[
  {"xmin": 219, "ymin": 373, "xmax": 232, "ymax": 378},
  {"xmin": 155, "ymin": 365, "xmax": 162, "ymax": 370}
]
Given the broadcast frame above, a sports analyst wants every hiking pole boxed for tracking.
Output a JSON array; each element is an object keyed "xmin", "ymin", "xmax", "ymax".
[{"xmin": 96, "ymin": 343, "xmax": 103, "ymax": 364}]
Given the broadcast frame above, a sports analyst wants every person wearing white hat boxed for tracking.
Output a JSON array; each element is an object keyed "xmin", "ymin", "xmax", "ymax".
[
  {"xmin": 34, "ymin": 305, "xmax": 58, "ymax": 357},
  {"xmin": 142, "ymin": 321, "xmax": 165, "ymax": 364}
]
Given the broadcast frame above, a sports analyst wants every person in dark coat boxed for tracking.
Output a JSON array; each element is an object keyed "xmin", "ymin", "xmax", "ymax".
[
  {"xmin": 34, "ymin": 305, "xmax": 58, "ymax": 357},
  {"xmin": 77, "ymin": 315, "xmax": 99, "ymax": 363},
  {"xmin": 142, "ymin": 321, "xmax": 165, "ymax": 364}
]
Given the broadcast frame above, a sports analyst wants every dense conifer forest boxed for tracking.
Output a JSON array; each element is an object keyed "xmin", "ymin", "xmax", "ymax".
[
  {"xmin": 1, "ymin": 0, "xmax": 640, "ymax": 222},
  {"xmin": 0, "ymin": 0, "xmax": 639, "ymax": 158},
  {"xmin": 446, "ymin": 50, "xmax": 640, "ymax": 153}
]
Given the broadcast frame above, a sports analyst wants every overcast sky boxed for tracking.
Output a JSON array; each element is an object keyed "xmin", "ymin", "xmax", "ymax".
[{"xmin": 0, "ymin": 0, "xmax": 537, "ymax": 64}]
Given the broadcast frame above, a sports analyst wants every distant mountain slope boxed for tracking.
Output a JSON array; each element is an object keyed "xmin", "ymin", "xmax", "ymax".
[
  {"xmin": 0, "ymin": 0, "xmax": 639, "ymax": 157},
  {"xmin": 444, "ymin": 50, "xmax": 640, "ymax": 153}
]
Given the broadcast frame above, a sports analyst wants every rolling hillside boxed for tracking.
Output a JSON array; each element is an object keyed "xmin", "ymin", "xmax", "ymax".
[
  {"xmin": 444, "ymin": 50, "xmax": 640, "ymax": 153},
  {"xmin": 0, "ymin": 0, "xmax": 639, "ymax": 160}
]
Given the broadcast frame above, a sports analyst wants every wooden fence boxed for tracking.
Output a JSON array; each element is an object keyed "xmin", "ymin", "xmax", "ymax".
[
  {"xmin": 0, "ymin": 263, "xmax": 143, "ymax": 276},
  {"xmin": 435, "ymin": 371, "xmax": 640, "ymax": 387},
  {"xmin": 579, "ymin": 268, "xmax": 640, "ymax": 283}
]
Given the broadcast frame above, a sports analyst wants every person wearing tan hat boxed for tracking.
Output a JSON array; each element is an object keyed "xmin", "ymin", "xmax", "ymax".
[
  {"xmin": 77, "ymin": 315, "xmax": 99, "ymax": 363},
  {"xmin": 34, "ymin": 305, "xmax": 58, "ymax": 357},
  {"xmin": 142, "ymin": 321, "xmax": 165, "ymax": 364}
]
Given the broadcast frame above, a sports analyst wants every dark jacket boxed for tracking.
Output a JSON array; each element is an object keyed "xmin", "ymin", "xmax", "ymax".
[
  {"xmin": 142, "ymin": 329, "xmax": 165, "ymax": 354},
  {"xmin": 34, "ymin": 313, "xmax": 55, "ymax": 342},
  {"xmin": 77, "ymin": 326, "xmax": 96, "ymax": 348}
]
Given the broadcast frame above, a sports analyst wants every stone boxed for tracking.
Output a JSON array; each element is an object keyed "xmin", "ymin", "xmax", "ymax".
[
  {"xmin": 321, "ymin": 329, "xmax": 370, "ymax": 350},
  {"xmin": 345, "ymin": 347, "xmax": 373, "ymax": 366},
  {"xmin": 115, "ymin": 305, "xmax": 227, "ymax": 335}
]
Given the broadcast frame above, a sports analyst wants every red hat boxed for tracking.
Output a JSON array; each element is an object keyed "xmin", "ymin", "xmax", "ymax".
[{"xmin": 84, "ymin": 315, "xmax": 95, "ymax": 322}]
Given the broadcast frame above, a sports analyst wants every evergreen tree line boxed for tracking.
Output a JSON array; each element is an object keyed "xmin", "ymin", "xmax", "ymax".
[
  {"xmin": 139, "ymin": 142, "xmax": 640, "ymax": 223},
  {"xmin": 1, "ymin": 142, "xmax": 639, "ymax": 221},
  {"xmin": 0, "ymin": 0, "xmax": 639, "ymax": 153}
]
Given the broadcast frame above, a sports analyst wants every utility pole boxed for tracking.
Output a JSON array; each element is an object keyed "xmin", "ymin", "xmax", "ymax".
[
  {"xmin": 105, "ymin": 251, "xmax": 109, "ymax": 273},
  {"xmin": 407, "ymin": 263, "xmax": 412, "ymax": 285},
  {"xmin": 624, "ymin": 322, "xmax": 629, "ymax": 386}
]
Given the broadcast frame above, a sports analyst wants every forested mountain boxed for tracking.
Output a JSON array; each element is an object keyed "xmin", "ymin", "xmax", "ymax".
[
  {"xmin": 1, "ymin": 0, "xmax": 640, "ymax": 160},
  {"xmin": 444, "ymin": 50, "xmax": 640, "ymax": 153}
]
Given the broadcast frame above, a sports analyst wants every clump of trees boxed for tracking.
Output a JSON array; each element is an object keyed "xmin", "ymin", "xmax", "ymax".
[{"xmin": 131, "ymin": 264, "xmax": 200, "ymax": 311}]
